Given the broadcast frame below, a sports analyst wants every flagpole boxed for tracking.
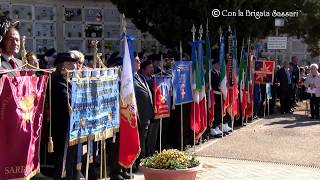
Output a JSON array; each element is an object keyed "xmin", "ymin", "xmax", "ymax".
[
  {"xmin": 103, "ymin": 140, "xmax": 107, "ymax": 179},
  {"xmin": 160, "ymin": 118, "xmax": 162, "ymax": 152},
  {"xmin": 180, "ymin": 40, "xmax": 184, "ymax": 151},
  {"xmin": 191, "ymin": 24, "xmax": 196, "ymax": 152},
  {"xmin": 268, "ymin": 98, "xmax": 270, "ymax": 116},
  {"xmin": 251, "ymin": 63, "xmax": 254, "ymax": 122},
  {"xmin": 247, "ymin": 37, "xmax": 251, "ymax": 123},
  {"xmin": 100, "ymin": 140, "xmax": 103, "ymax": 179},
  {"xmin": 221, "ymin": 94, "xmax": 224, "ymax": 137},
  {"xmin": 159, "ymin": 54, "xmax": 164, "ymax": 152},
  {"xmin": 219, "ymin": 27, "xmax": 224, "ymax": 137},
  {"xmin": 199, "ymin": 24, "xmax": 203, "ymax": 145},
  {"xmin": 264, "ymin": 84, "xmax": 266, "ymax": 118},
  {"xmin": 85, "ymin": 141, "xmax": 90, "ymax": 180}
]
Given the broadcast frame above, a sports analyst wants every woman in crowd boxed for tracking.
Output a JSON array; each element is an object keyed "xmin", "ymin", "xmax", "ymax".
[
  {"xmin": 304, "ymin": 64, "xmax": 320, "ymax": 119},
  {"xmin": 51, "ymin": 51, "xmax": 84, "ymax": 179},
  {"xmin": 26, "ymin": 51, "xmax": 39, "ymax": 68}
]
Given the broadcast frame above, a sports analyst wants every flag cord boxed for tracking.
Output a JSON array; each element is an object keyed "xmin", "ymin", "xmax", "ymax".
[{"xmin": 48, "ymin": 74, "xmax": 54, "ymax": 153}]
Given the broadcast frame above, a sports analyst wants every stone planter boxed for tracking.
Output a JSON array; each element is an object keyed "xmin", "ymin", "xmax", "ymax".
[{"xmin": 139, "ymin": 165, "xmax": 200, "ymax": 180}]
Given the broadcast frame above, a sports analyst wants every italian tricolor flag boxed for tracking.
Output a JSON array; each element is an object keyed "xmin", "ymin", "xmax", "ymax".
[{"xmin": 190, "ymin": 40, "xmax": 207, "ymax": 140}]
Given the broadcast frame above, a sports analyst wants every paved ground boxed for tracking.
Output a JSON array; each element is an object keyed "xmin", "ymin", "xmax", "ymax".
[
  {"xmin": 196, "ymin": 111, "xmax": 320, "ymax": 167},
  {"xmin": 134, "ymin": 157, "xmax": 320, "ymax": 180},
  {"xmin": 135, "ymin": 105, "xmax": 320, "ymax": 179}
]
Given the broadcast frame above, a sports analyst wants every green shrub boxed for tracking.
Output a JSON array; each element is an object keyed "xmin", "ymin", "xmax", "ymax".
[{"xmin": 140, "ymin": 149, "xmax": 200, "ymax": 170}]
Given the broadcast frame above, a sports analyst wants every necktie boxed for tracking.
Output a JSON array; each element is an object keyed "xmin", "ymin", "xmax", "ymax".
[{"xmin": 9, "ymin": 59, "xmax": 16, "ymax": 69}]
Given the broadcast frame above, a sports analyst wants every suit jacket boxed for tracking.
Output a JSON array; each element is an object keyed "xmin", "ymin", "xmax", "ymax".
[
  {"xmin": 291, "ymin": 64, "xmax": 299, "ymax": 84},
  {"xmin": 211, "ymin": 69, "xmax": 221, "ymax": 91},
  {"xmin": 211, "ymin": 69, "xmax": 222, "ymax": 105},
  {"xmin": 134, "ymin": 73, "xmax": 154, "ymax": 123},
  {"xmin": 0, "ymin": 55, "xmax": 22, "ymax": 76},
  {"xmin": 276, "ymin": 67, "xmax": 291, "ymax": 93}
]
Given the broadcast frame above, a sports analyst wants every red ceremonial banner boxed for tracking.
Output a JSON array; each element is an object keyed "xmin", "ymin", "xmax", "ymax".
[
  {"xmin": 254, "ymin": 60, "xmax": 275, "ymax": 84},
  {"xmin": 0, "ymin": 72, "xmax": 48, "ymax": 179},
  {"xmin": 153, "ymin": 77, "xmax": 171, "ymax": 119}
]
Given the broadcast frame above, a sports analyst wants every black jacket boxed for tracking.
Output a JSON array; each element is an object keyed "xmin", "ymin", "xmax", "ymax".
[
  {"xmin": 291, "ymin": 64, "xmax": 299, "ymax": 84},
  {"xmin": 134, "ymin": 73, "xmax": 154, "ymax": 123},
  {"xmin": 276, "ymin": 67, "xmax": 291, "ymax": 93}
]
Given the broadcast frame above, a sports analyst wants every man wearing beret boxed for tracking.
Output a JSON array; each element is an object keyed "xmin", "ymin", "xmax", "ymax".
[{"xmin": 50, "ymin": 52, "xmax": 84, "ymax": 179}]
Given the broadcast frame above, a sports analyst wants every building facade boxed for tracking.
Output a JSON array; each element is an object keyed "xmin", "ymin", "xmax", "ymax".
[{"xmin": 0, "ymin": 0, "xmax": 160, "ymax": 60}]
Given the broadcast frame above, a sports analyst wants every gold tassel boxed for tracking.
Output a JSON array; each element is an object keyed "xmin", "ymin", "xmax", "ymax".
[
  {"xmin": 48, "ymin": 137, "xmax": 54, "ymax": 153},
  {"xmin": 48, "ymin": 74, "xmax": 54, "ymax": 153},
  {"xmin": 76, "ymin": 163, "xmax": 82, "ymax": 171}
]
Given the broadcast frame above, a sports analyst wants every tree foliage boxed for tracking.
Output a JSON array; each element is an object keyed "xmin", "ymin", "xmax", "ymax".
[{"xmin": 111, "ymin": 0, "xmax": 320, "ymax": 56}]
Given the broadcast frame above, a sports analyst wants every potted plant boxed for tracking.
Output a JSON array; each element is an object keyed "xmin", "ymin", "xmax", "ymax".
[{"xmin": 140, "ymin": 149, "xmax": 200, "ymax": 180}]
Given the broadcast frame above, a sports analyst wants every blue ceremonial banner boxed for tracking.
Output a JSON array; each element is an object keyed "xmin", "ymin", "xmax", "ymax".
[
  {"xmin": 69, "ymin": 68, "xmax": 120, "ymax": 144},
  {"xmin": 172, "ymin": 61, "xmax": 193, "ymax": 105}
]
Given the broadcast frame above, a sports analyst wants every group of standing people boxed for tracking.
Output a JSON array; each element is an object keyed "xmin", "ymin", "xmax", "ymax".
[{"xmin": 276, "ymin": 56, "xmax": 320, "ymax": 119}]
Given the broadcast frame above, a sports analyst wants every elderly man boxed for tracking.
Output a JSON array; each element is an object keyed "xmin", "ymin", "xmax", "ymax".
[{"xmin": 304, "ymin": 64, "xmax": 320, "ymax": 119}]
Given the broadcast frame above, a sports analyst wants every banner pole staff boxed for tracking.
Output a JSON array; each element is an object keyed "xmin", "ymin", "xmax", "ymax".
[
  {"xmin": 191, "ymin": 24, "xmax": 197, "ymax": 152},
  {"xmin": 159, "ymin": 54, "xmax": 164, "ymax": 152},
  {"xmin": 85, "ymin": 140, "xmax": 90, "ymax": 180},
  {"xmin": 100, "ymin": 141, "xmax": 103, "ymax": 179},
  {"xmin": 103, "ymin": 139, "xmax": 107, "ymax": 179},
  {"xmin": 268, "ymin": 91, "xmax": 270, "ymax": 116},
  {"xmin": 246, "ymin": 36, "xmax": 253, "ymax": 124},
  {"xmin": 219, "ymin": 27, "xmax": 224, "ymax": 137},
  {"xmin": 264, "ymin": 84, "xmax": 266, "ymax": 118},
  {"xmin": 180, "ymin": 40, "xmax": 184, "ymax": 151}
]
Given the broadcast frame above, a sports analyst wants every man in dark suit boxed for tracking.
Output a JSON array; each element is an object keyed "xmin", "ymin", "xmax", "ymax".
[
  {"xmin": 276, "ymin": 61, "xmax": 293, "ymax": 114},
  {"xmin": 139, "ymin": 60, "xmax": 159, "ymax": 156},
  {"xmin": 291, "ymin": 56, "xmax": 300, "ymax": 106},
  {"xmin": 0, "ymin": 18, "xmax": 22, "ymax": 74},
  {"xmin": 210, "ymin": 59, "xmax": 223, "ymax": 137},
  {"xmin": 133, "ymin": 54, "xmax": 154, "ymax": 160}
]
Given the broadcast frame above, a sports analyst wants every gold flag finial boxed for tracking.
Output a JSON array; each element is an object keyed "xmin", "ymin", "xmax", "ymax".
[
  {"xmin": 91, "ymin": 40, "xmax": 99, "ymax": 68},
  {"xmin": 21, "ymin": 35, "xmax": 27, "ymax": 65}
]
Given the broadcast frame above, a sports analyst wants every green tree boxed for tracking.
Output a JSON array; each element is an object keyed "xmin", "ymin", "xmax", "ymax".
[{"xmin": 111, "ymin": 0, "xmax": 320, "ymax": 56}]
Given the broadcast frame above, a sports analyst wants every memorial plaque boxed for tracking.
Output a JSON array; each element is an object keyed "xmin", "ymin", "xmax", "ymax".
[
  {"xmin": 64, "ymin": 23, "xmax": 83, "ymax": 38},
  {"xmin": 34, "ymin": 22, "xmax": 55, "ymax": 37},
  {"xmin": 12, "ymin": 4, "xmax": 33, "ymax": 20},
  {"xmin": 84, "ymin": 8, "xmax": 103, "ymax": 22},
  {"xmin": 64, "ymin": 7, "xmax": 82, "ymax": 21},
  {"xmin": 104, "ymin": 24, "xmax": 120, "ymax": 39},
  {"xmin": 35, "ymin": 6, "xmax": 55, "ymax": 21}
]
